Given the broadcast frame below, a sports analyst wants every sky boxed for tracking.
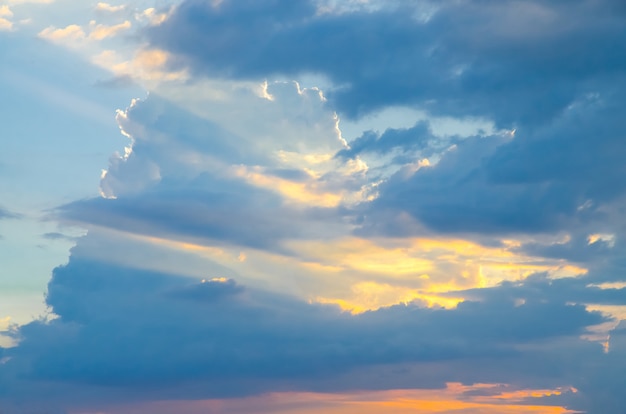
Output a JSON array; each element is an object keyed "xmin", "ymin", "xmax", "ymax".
[{"xmin": 1, "ymin": 0, "xmax": 626, "ymax": 413}]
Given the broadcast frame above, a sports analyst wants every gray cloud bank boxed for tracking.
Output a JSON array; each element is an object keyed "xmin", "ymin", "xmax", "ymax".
[
  {"xmin": 0, "ymin": 247, "xmax": 620, "ymax": 412},
  {"xmin": 149, "ymin": 0, "xmax": 626, "ymax": 126}
]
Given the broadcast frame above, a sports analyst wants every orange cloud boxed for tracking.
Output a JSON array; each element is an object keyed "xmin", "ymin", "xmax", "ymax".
[{"xmin": 87, "ymin": 384, "xmax": 579, "ymax": 414}]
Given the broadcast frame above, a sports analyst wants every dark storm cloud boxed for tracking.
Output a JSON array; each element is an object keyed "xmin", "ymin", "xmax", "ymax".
[{"xmin": 148, "ymin": 0, "xmax": 626, "ymax": 126}]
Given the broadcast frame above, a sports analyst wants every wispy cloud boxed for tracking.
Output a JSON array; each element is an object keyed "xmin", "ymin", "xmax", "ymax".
[{"xmin": 0, "ymin": 207, "xmax": 21, "ymax": 220}]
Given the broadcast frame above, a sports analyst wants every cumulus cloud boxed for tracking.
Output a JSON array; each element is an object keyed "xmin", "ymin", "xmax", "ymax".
[
  {"xmin": 52, "ymin": 81, "xmax": 365, "ymax": 253},
  {"xmin": 5, "ymin": 0, "xmax": 626, "ymax": 413}
]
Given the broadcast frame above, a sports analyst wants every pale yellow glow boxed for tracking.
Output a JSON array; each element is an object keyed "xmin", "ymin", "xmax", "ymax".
[
  {"xmin": 293, "ymin": 237, "xmax": 586, "ymax": 284},
  {"xmin": 88, "ymin": 20, "xmax": 131, "ymax": 40},
  {"xmin": 232, "ymin": 165, "xmax": 343, "ymax": 207},
  {"xmin": 39, "ymin": 20, "xmax": 133, "ymax": 43},
  {"xmin": 39, "ymin": 20, "xmax": 136, "ymax": 49},
  {"xmin": 0, "ymin": 5, "xmax": 12, "ymax": 18},
  {"xmin": 473, "ymin": 386, "xmax": 577, "ymax": 402},
  {"xmin": 257, "ymin": 80, "xmax": 275, "ymax": 101},
  {"xmin": 140, "ymin": 7, "xmax": 169, "ymax": 25},
  {"xmin": 68, "ymin": 225, "xmax": 588, "ymax": 318},
  {"xmin": 293, "ymin": 237, "xmax": 434, "ymax": 276},
  {"xmin": 0, "ymin": 316, "xmax": 11, "ymax": 330},
  {"xmin": 300, "ymin": 261, "xmax": 344, "ymax": 273},
  {"xmin": 276, "ymin": 150, "xmax": 334, "ymax": 171},
  {"xmin": 315, "ymin": 297, "xmax": 369, "ymax": 314},
  {"xmin": 92, "ymin": 49, "xmax": 188, "ymax": 82},
  {"xmin": 107, "ymin": 230, "xmax": 588, "ymax": 314},
  {"xmin": 139, "ymin": 235, "xmax": 228, "ymax": 260},
  {"xmin": 34, "ymin": 2, "xmax": 178, "ymax": 88},
  {"xmin": 401, "ymin": 157, "xmax": 431, "ymax": 177},
  {"xmin": 95, "ymin": 2, "xmax": 125, "ymax": 13},
  {"xmin": 260, "ymin": 152, "xmax": 373, "ymax": 206},
  {"xmin": 582, "ymin": 304, "xmax": 626, "ymax": 351},
  {"xmin": 315, "ymin": 281, "xmax": 465, "ymax": 313},
  {"xmin": 134, "ymin": 49, "xmax": 169, "ymax": 69},
  {"xmin": 316, "ymin": 285, "xmax": 465, "ymax": 314},
  {"xmin": 587, "ymin": 233, "xmax": 616, "ymax": 247},
  {"xmin": 0, "ymin": 17, "xmax": 12, "ymax": 31},
  {"xmin": 201, "ymin": 277, "xmax": 228, "ymax": 283},
  {"xmin": 39, "ymin": 24, "xmax": 85, "ymax": 42},
  {"xmin": 588, "ymin": 281, "xmax": 626, "ymax": 290},
  {"xmin": 0, "ymin": 317, "xmax": 14, "ymax": 348},
  {"xmin": 291, "ymin": 236, "xmax": 587, "ymax": 312}
]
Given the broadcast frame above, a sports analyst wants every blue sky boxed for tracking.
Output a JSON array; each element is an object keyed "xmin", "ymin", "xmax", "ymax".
[{"xmin": 1, "ymin": 0, "xmax": 626, "ymax": 413}]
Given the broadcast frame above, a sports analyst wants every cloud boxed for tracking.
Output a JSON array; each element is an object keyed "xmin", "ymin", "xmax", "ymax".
[
  {"xmin": 39, "ymin": 24, "xmax": 86, "ymax": 43},
  {"xmin": 0, "ymin": 6, "xmax": 13, "ymax": 18},
  {"xmin": 91, "ymin": 48, "xmax": 189, "ymax": 84},
  {"xmin": 6, "ymin": 1, "xmax": 626, "ymax": 412},
  {"xmin": 88, "ymin": 19, "xmax": 132, "ymax": 40},
  {"xmin": 337, "ymin": 121, "xmax": 435, "ymax": 160},
  {"xmin": 148, "ymin": 0, "xmax": 626, "ymax": 126},
  {"xmin": 450, "ymin": 273, "xmax": 626, "ymax": 316},
  {"xmin": 38, "ymin": 20, "xmax": 132, "ymax": 45},
  {"xmin": 360, "ymin": 84, "xmax": 626, "ymax": 243},
  {"xmin": 0, "ymin": 5, "xmax": 13, "ymax": 31},
  {"xmin": 0, "ymin": 18, "xmax": 12, "ymax": 31},
  {"xmin": 95, "ymin": 2, "xmax": 126, "ymax": 14},
  {"xmin": 51, "ymin": 81, "xmax": 366, "ymax": 253},
  {"xmin": 0, "ymin": 207, "xmax": 20, "ymax": 220},
  {"xmin": 0, "ymin": 249, "xmax": 609, "ymax": 411}
]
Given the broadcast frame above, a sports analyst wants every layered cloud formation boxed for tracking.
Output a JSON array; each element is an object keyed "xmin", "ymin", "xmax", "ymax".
[{"xmin": 2, "ymin": 0, "xmax": 626, "ymax": 413}]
